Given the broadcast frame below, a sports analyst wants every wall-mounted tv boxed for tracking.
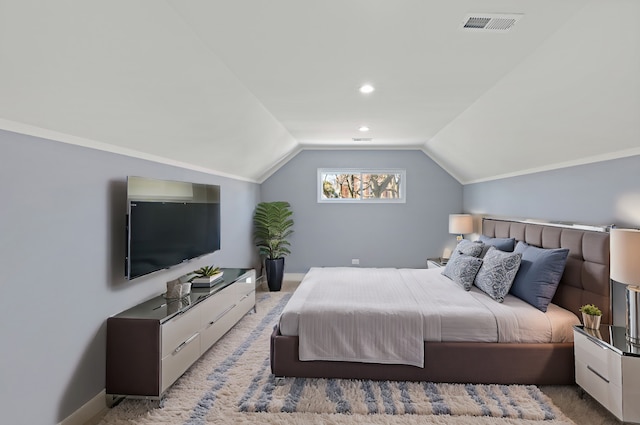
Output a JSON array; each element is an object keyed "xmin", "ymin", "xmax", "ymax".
[{"xmin": 125, "ymin": 176, "xmax": 221, "ymax": 280}]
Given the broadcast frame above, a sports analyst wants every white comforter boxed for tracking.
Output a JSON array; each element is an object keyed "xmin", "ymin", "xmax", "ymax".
[{"xmin": 279, "ymin": 267, "xmax": 579, "ymax": 367}]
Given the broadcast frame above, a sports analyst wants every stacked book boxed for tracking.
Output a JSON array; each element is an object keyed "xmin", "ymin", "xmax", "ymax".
[{"xmin": 191, "ymin": 271, "xmax": 224, "ymax": 288}]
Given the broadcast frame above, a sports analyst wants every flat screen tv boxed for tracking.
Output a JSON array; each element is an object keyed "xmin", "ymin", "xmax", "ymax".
[{"xmin": 125, "ymin": 176, "xmax": 221, "ymax": 280}]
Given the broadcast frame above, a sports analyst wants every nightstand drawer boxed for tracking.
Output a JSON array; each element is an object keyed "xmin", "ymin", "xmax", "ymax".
[
  {"xmin": 576, "ymin": 358, "xmax": 617, "ymax": 413},
  {"xmin": 574, "ymin": 331, "xmax": 620, "ymax": 386}
]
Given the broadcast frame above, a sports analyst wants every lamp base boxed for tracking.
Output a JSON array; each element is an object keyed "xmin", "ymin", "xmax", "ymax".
[{"xmin": 626, "ymin": 285, "xmax": 640, "ymax": 345}]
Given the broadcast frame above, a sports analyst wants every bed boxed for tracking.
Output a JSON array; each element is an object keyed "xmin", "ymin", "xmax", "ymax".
[{"xmin": 270, "ymin": 218, "xmax": 611, "ymax": 385}]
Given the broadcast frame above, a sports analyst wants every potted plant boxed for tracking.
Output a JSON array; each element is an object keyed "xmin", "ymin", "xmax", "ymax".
[
  {"xmin": 189, "ymin": 265, "xmax": 223, "ymax": 287},
  {"xmin": 580, "ymin": 304, "xmax": 602, "ymax": 330},
  {"xmin": 253, "ymin": 201, "xmax": 294, "ymax": 291}
]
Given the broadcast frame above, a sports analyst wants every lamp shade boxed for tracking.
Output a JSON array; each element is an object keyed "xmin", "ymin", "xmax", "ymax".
[
  {"xmin": 449, "ymin": 214, "xmax": 473, "ymax": 235},
  {"xmin": 610, "ymin": 228, "xmax": 640, "ymax": 286}
]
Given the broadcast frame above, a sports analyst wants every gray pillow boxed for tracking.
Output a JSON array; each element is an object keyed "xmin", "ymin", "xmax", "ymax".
[
  {"xmin": 474, "ymin": 246, "xmax": 522, "ymax": 302},
  {"xmin": 442, "ymin": 254, "xmax": 483, "ymax": 290},
  {"xmin": 478, "ymin": 235, "xmax": 516, "ymax": 253},
  {"xmin": 448, "ymin": 239, "xmax": 484, "ymax": 264},
  {"xmin": 509, "ymin": 241, "xmax": 569, "ymax": 312}
]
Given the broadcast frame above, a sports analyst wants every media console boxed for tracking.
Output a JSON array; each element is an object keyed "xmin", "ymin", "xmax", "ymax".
[{"xmin": 106, "ymin": 268, "xmax": 256, "ymax": 399}]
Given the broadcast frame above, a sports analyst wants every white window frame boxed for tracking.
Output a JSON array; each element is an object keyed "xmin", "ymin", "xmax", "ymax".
[{"xmin": 317, "ymin": 168, "xmax": 406, "ymax": 203}]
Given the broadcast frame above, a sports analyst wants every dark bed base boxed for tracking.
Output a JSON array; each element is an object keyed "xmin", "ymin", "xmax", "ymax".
[
  {"xmin": 270, "ymin": 326, "xmax": 575, "ymax": 385},
  {"xmin": 270, "ymin": 217, "xmax": 610, "ymax": 385}
]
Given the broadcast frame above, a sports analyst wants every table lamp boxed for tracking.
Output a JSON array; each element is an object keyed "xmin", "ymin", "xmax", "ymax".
[
  {"xmin": 610, "ymin": 228, "xmax": 640, "ymax": 345},
  {"xmin": 449, "ymin": 214, "xmax": 473, "ymax": 241}
]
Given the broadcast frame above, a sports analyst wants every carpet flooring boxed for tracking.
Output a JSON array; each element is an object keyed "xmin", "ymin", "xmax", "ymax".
[{"xmin": 94, "ymin": 281, "xmax": 619, "ymax": 425}]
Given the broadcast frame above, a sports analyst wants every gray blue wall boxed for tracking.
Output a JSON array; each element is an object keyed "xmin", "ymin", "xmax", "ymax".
[
  {"xmin": 463, "ymin": 154, "xmax": 640, "ymax": 326},
  {"xmin": 463, "ymin": 155, "xmax": 640, "ymax": 228},
  {"xmin": 0, "ymin": 129, "xmax": 260, "ymax": 424},
  {"xmin": 260, "ymin": 150, "xmax": 464, "ymax": 272}
]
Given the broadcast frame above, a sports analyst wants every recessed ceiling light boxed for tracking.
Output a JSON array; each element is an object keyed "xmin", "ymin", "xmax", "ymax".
[
  {"xmin": 359, "ymin": 84, "xmax": 375, "ymax": 94},
  {"xmin": 359, "ymin": 126, "xmax": 370, "ymax": 132}
]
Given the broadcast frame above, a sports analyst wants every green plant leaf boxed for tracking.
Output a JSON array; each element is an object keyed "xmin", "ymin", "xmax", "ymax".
[
  {"xmin": 193, "ymin": 265, "xmax": 220, "ymax": 277},
  {"xmin": 253, "ymin": 201, "xmax": 294, "ymax": 259},
  {"xmin": 579, "ymin": 303, "xmax": 602, "ymax": 316}
]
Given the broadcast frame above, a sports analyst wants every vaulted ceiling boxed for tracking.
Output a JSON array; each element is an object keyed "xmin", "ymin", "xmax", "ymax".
[{"xmin": 1, "ymin": 0, "xmax": 638, "ymax": 183}]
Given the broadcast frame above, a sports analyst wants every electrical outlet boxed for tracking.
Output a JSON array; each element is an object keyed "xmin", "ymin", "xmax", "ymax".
[{"xmin": 351, "ymin": 259, "xmax": 360, "ymax": 265}]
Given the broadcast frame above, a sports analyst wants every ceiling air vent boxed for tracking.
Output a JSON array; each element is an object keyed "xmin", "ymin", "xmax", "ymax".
[
  {"xmin": 461, "ymin": 13, "xmax": 523, "ymax": 32},
  {"xmin": 352, "ymin": 138, "xmax": 373, "ymax": 142}
]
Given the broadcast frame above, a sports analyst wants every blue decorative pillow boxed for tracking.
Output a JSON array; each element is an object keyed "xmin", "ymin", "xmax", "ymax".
[
  {"xmin": 510, "ymin": 241, "xmax": 569, "ymax": 312},
  {"xmin": 474, "ymin": 246, "xmax": 522, "ymax": 302},
  {"xmin": 442, "ymin": 254, "xmax": 483, "ymax": 290},
  {"xmin": 479, "ymin": 235, "xmax": 516, "ymax": 252}
]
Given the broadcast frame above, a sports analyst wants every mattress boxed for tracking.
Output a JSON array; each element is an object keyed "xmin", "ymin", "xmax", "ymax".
[{"xmin": 278, "ymin": 267, "xmax": 580, "ymax": 366}]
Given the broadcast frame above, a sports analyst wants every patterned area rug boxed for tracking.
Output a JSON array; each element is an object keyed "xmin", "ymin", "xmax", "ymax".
[
  {"xmin": 97, "ymin": 290, "xmax": 575, "ymax": 425},
  {"xmin": 240, "ymin": 377, "xmax": 560, "ymax": 419}
]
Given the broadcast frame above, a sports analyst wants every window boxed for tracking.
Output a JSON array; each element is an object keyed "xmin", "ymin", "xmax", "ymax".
[{"xmin": 318, "ymin": 169, "xmax": 406, "ymax": 203}]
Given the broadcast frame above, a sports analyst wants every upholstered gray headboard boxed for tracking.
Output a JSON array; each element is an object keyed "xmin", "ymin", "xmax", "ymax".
[{"xmin": 482, "ymin": 218, "xmax": 611, "ymax": 324}]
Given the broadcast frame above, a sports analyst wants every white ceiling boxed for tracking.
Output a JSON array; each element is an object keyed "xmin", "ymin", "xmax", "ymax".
[{"xmin": 1, "ymin": 0, "xmax": 638, "ymax": 183}]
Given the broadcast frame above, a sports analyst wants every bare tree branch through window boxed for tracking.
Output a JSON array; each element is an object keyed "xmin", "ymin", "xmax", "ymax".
[{"xmin": 318, "ymin": 169, "xmax": 405, "ymax": 203}]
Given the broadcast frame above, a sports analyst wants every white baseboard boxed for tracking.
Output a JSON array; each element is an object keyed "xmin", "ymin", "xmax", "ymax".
[
  {"xmin": 58, "ymin": 390, "xmax": 107, "ymax": 425},
  {"xmin": 284, "ymin": 272, "xmax": 305, "ymax": 282}
]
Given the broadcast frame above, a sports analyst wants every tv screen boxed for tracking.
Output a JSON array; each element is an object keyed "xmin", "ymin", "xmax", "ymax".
[{"xmin": 125, "ymin": 176, "xmax": 220, "ymax": 280}]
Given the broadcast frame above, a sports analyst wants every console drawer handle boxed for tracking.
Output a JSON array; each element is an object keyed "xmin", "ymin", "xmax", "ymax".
[
  {"xmin": 208, "ymin": 304, "xmax": 236, "ymax": 326},
  {"xmin": 587, "ymin": 365, "xmax": 610, "ymax": 383},
  {"xmin": 173, "ymin": 333, "xmax": 198, "ymax": 354}
]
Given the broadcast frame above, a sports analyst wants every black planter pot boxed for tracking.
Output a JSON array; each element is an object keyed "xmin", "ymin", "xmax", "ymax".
[{"xmin": 265, "ymin": 257, "xmax": 285, "ymax": 291}]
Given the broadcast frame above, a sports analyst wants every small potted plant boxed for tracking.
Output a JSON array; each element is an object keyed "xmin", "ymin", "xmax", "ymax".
[
  {"xmin": 190, "ymin": 265, "xmax": 223, "ymax": 288},
  {"xmin": 580, "ymin": 304, "xmax": 602, "ymax": 330}
]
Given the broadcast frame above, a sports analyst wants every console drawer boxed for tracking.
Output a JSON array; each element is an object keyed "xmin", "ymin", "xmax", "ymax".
[
  {"xmin": 161, "ymin": 306, "xmax": 200, "ymax": 356},
  {"xmin": 161, "ymin": 332, "xmax": 200, "ymax": 393},
  {"xmin": 237, "ymin": 289, "xmax": 255, "ymax": 314},
  {"xmin": 199, "ymin": 287, "xmax": 236, "ymax": 327},
  {"xmin": 201, "ymin": 303, "xmax": 242, "ymax": 352},
  {"xmin": 200, "ymin": 288, "xmax": 255, "ymax": 352}
]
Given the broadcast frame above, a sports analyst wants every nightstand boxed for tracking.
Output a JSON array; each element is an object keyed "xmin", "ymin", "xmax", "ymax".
[
  {"xmin": 574, "ymin": 324, "xmax": 640, "ymax": 423},
  {"xmin": 426, "ymin": 257, "xmax": 448, "ymax": 269}
]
